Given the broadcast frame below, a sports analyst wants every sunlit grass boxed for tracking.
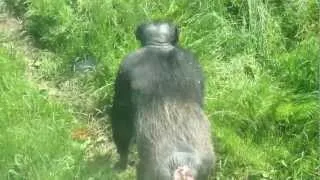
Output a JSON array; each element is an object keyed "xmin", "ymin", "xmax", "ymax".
[{"xmin": 2, "ymin": 0, "xmax": 319, "ymax": 179}]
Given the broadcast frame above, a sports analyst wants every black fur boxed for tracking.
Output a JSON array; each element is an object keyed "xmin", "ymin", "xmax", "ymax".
[{"xmin": 111, "ymin": 21, "xmax": 215, "ymax": 180}]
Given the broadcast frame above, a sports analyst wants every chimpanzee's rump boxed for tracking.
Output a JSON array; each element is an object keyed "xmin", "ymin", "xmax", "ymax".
[{"xmin": 135, "ymin": 101, "xmax": 214, "ymax": 179}]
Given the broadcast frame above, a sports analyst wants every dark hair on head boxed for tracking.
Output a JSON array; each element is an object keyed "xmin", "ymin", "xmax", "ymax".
[{"xmin": 135, "ymin": 20, "xmax": 179, "ymax": 46}]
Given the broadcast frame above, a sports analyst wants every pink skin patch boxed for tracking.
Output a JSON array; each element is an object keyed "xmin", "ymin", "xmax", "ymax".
[{"xmin": 173, "ymin": 166, "xmax": 194, "ymax": 180}]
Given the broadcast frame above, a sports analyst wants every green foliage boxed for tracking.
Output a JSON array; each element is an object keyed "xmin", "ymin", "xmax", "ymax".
[
  {"xmin": 3, "ymin": 0, "xmax": 320, "ymax": 179},
  {"xmin": 0, "ymin": 48, "xmax": 123, "ymax": 179},
  {"xmin": 276, "ymin": 37, "xmax": 319, "ymax": 92},
  {"xmin": 3, "ymin": 0, "xmax": 29, "ymax": 17},
  {"xmin": 24, "ymin": 0, "xmax": 74, "ymax": 49},
  {"xmin": 206, "ymin": 55, "xmax": 319, "ymax": 177},
  {"xmin": 0, "ymin": 48, "xmax": 79, "ymax": 178}
]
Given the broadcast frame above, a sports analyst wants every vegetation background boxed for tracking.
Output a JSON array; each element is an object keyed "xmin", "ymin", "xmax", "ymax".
[{"xmin": 0, "ymin": 0, "xmax": 319, "ymax": 179}]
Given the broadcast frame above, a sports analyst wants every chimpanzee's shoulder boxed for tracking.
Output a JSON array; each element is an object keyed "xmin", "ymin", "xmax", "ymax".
[
  {"xmin": 173, "ymin": 46, "xmax": 199, "ymax": 62},
  {"xmin": 120, "ymin": 48, "xmax": 146, "ymax": 71}
]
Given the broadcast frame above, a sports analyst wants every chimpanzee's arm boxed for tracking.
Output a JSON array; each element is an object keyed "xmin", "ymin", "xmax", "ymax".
[
  {"xmin": 179, "ymin": 47, "xmax": 205, "ymax": 107},
  {"xmin": 111, "ymin": 59, "xmax": 134, "ymax": 169}
]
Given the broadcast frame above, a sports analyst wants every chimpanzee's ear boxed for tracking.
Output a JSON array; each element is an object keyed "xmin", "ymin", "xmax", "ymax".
[
  {"xmin": 135, "ymin": 23, "xmax": 143, "ymax": 41},
  {"xmin": 172, "ymin": 24, "xmax": 180, "ymax": 45}
]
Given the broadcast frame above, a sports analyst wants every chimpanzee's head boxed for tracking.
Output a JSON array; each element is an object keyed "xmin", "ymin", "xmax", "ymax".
[{"xmin": 135, "ymin": 20, "xmax": 179, "ymax": 46}]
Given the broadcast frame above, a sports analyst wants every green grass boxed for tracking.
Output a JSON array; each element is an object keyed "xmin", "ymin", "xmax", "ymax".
[
  {"xmin": 0, "ymin": 48, "xmax": 79, "ymax": 178},
  {"xmin": 0, "ymin": 48, "xmax": 126, "ymax": 179},
  {"xmin": 2, "ymin": 0, "xmax": 320, "ymax": 179}
]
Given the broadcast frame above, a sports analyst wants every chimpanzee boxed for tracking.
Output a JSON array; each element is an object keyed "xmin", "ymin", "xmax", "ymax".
[{"xmin": 111, "ymin": 20, "xmax": 215, "ymax": 180}]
